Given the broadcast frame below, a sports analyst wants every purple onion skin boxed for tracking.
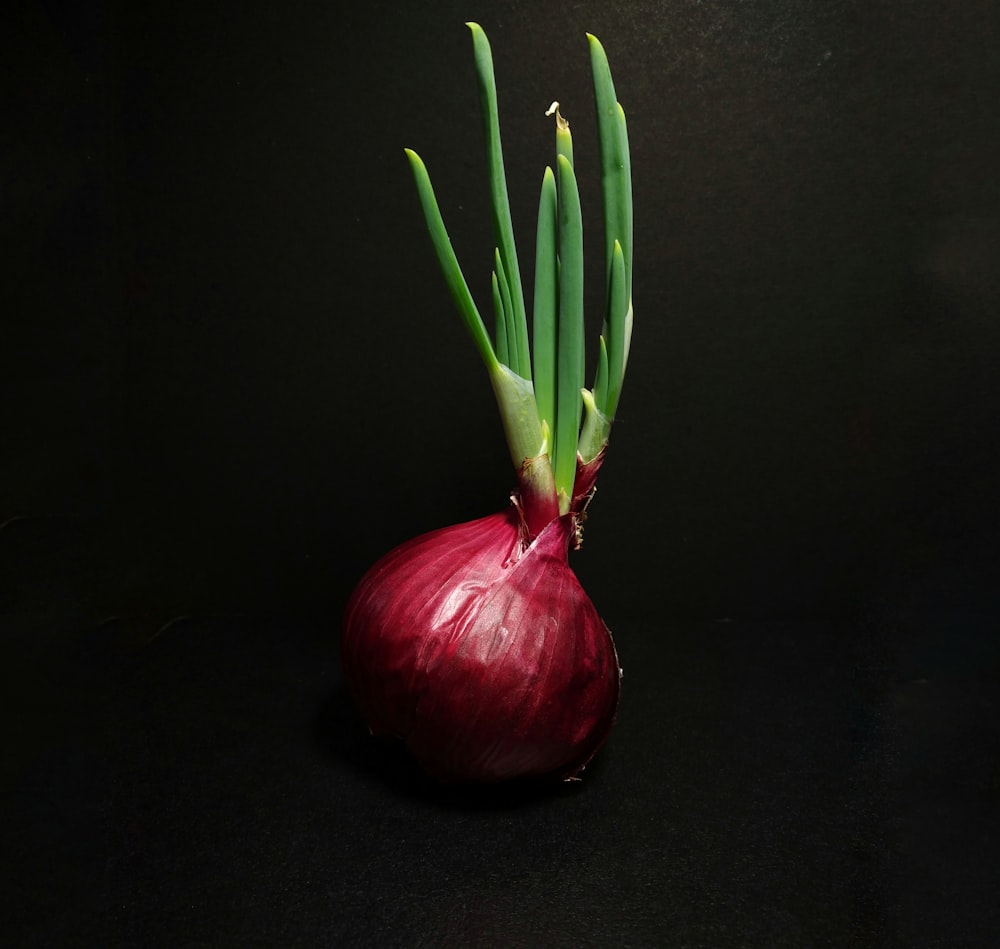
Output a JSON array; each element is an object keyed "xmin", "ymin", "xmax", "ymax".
[{"xmin": 341, "ymin": 507, "xmax": 621, "ymax": 784}]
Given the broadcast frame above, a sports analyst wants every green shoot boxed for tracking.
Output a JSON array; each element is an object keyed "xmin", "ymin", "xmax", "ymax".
[
  {"xmin": 492, "ymin": 270, "xmax": 508, "ymax": 366},
  {"xmin": 588, "ymin": 34, "xmax": 633, "ymax": 416},
  {"xmin": 404, "ymin": 149, "xmax": 497, "ymax": 371},
  {"xmin": 467, "ymin": 23, "xmax": 530, "ymax": 381},
  {"xmin": 554, "ymin": 152, "xmax": 584, "ymax": 508},
  {"xmin": 405, "ymin": 26, "xmax": 633, "ymax": 518},
  {"xmin": 532, "ymin": 166, "xmax": 558, "ymax": 445}
]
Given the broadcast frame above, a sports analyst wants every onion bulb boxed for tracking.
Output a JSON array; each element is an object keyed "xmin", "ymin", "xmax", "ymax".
[{"xmin": 342, "ymin": 507, "xmax": 620, "ymax": 783}]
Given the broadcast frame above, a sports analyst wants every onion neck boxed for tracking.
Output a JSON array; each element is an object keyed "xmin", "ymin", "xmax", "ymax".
[
  {"xmin": 514, "ymin": 443, "xmax": 607, "ymax": 546},
  {"xmin": 515, "ymin": 452, "xmax": 560, "ymax": 540}
]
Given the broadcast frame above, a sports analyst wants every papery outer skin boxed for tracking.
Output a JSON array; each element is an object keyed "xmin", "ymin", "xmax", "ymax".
[
  {"xmin": 573, "ymin": 447, "xmax": 606, "ymax": 509},
  {"xmin": 341, "ymin": 507, "xmax": 620, "ymax": 784}
]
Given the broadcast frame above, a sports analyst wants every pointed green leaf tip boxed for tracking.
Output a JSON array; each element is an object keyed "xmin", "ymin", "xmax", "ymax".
[{"xmin": 466, "ymin": 21, "xmax": 485, "ymax": 42}]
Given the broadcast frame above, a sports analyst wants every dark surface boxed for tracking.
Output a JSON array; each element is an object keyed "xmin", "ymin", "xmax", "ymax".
[
  {"xmin": 6, "ymin": 554, "xmax": 1000, "ymax": 946},
  {"xmin": 6, "ymin": 1, "xmax": 1000, "ymax": 945}
]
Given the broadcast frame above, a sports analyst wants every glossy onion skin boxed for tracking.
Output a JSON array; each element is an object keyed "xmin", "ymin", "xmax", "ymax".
[{"xmin": 341, "ymin": 507, "xmax": 621, "ymax": 784}]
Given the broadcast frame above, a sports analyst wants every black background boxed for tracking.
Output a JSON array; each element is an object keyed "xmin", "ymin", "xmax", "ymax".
[{"xmin": 5, "ymin": 1, "xmax": 999, "ymax": 945}]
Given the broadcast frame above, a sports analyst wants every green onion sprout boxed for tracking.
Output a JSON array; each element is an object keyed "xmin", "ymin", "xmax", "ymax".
[{"xmin": 405, "ymin": 22, "xmax": 633, "ymax": 518}]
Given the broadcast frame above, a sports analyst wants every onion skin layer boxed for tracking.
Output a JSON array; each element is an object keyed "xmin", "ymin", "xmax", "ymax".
[{"xmin": 341, "ymin": 507, "xmax": 621, "ymax": 784}]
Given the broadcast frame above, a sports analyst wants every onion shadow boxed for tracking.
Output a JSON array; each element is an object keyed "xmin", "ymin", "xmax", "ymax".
[{"xmin": 313, "ymin": 685, "xmax": 597, "ymax": 812}]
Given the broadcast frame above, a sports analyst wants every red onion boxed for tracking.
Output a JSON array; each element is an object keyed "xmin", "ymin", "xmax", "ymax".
[
  {"xmin": 341, "ymin": 505, "xmax": 620, "ymax": 783},
  {"xmin": 341, "ymin": 25, "xmax": 633, "ymax": 784}
]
